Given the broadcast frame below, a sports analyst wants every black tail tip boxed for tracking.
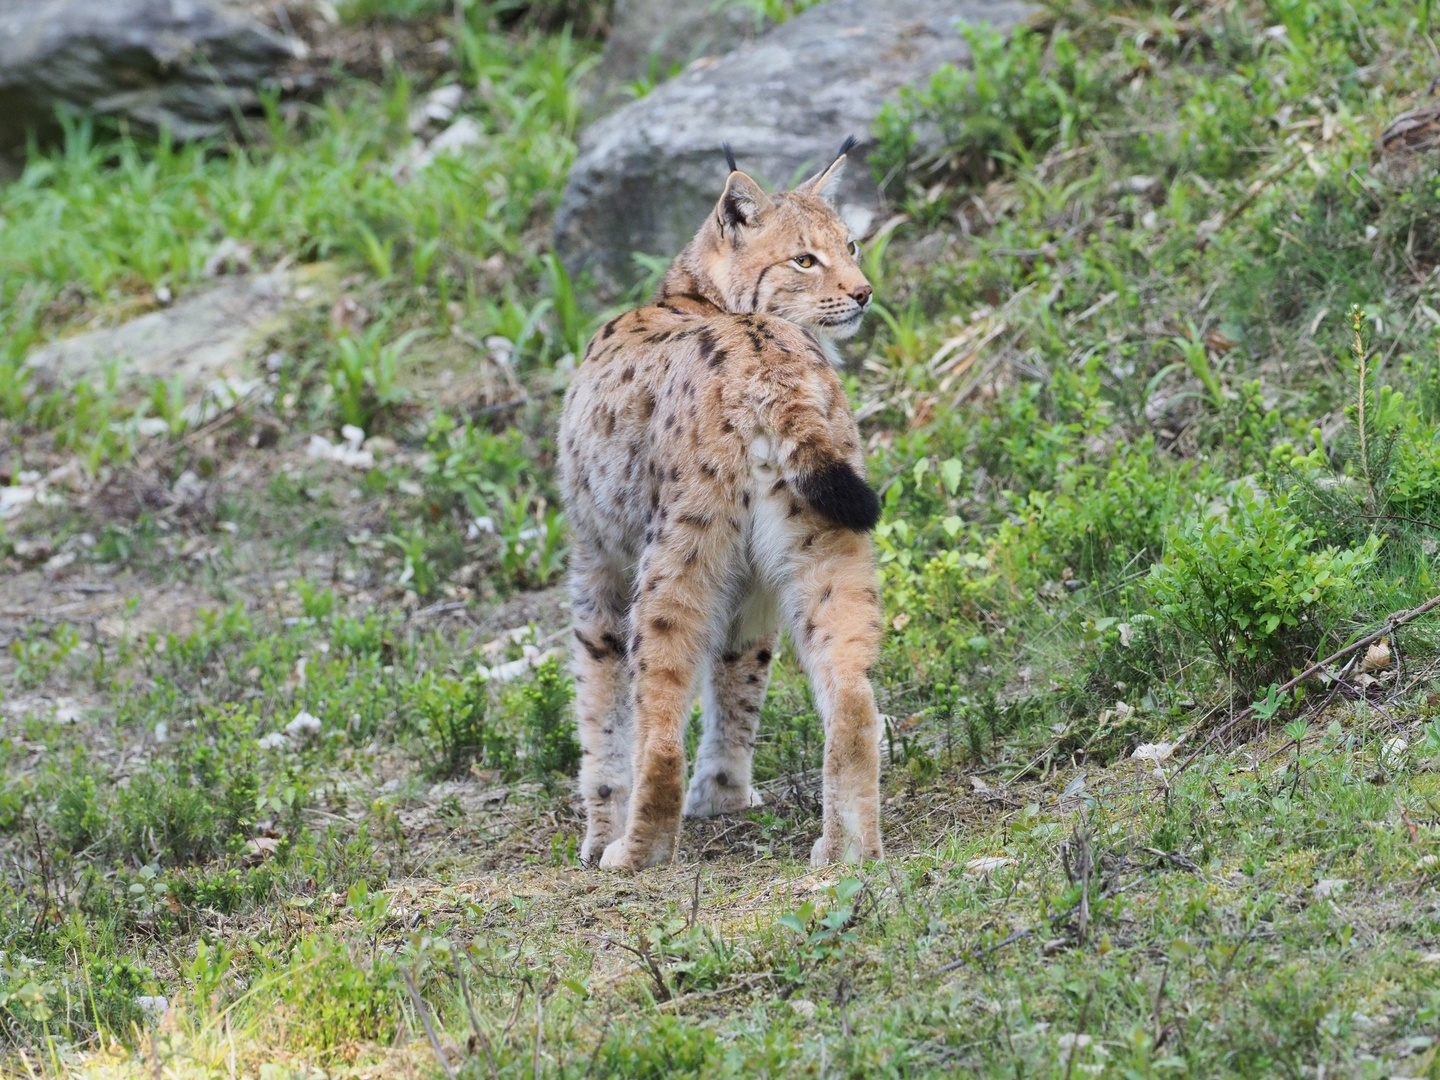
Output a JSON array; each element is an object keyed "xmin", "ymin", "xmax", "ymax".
[
  {"xmin": 797, "ymin": 460, "xmax": 881, "ymax": 532},
  {"xmin": 722, "ymin": 141, "xmax": 738, "ymax": 173}
]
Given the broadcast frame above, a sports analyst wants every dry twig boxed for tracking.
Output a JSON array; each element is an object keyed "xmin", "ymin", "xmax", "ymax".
[{"xmin": 1176, "ymin": 591, "xmax": 1440, "ymax": 774}]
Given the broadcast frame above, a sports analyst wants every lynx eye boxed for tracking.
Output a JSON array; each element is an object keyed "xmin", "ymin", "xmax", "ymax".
[
  {"xmin": 793, "ymin": 253, "xmax": 817, "ymax": 269},
  {"xmin": 847, "ymin": 240, "xmax": 860, "ymax": 257}
]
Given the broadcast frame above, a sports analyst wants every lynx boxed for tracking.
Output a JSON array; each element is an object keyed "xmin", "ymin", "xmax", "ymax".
[{"xmin": 558, "ymin": 139, "xmax": 884, "ymax": 870}]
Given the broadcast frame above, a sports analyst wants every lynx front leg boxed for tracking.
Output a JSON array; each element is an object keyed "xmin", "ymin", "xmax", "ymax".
[
  {"xmin": 782, "ymin": 530, "xmax": 885, "ymax": 866},
  {"xmin": 685, "ymin": 586, "xmax": 778, "ymax": 818},
  {"xmin": 569, "ymin": 547, "xmax": 634, "ymax": 867}
]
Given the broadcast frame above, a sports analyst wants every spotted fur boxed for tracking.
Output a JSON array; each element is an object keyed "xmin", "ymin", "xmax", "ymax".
[{"xmin": 559, "ymin": 142, "xmax": 884, "ymax": 870}]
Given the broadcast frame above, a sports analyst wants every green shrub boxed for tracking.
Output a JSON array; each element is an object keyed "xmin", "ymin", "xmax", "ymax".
[
  {"xmin": 54, "ymin": 772, "xmax": 106, "ymax": 852},
  {"xmin": 1147, "ymin": 486, "xmax": 1381, "ymax": 691},
  {"xmin": 336, "ymin": 0, "xmax": 449, "ymax": 22},
  {"xmin": 81, "ymin": 957, "xmax": 154, "ymax": 1033},
  {"xmin": 1000, "ymin": 437, "xmax": 1213, "ymax": 586},
  {"xmin": 333, "ymin": 612, "xmax": 390, "ymax": 657},
  {"xmin": 520, "ymin": 657, "xmax": 578, "ymax": 781},
  {"xmin": 590, "ymin": 1016, "xmax": 719, "ymax": 1080},
  {"xmin": 873, "ymin": 23, "xmax": 1114, "ymax": 199},
  {"xmin": 421, "ymin": 672, "xmax": 492, "ymax": 778},
  {"xmin": 421, "ymin": 413, "xmax": 530, "ymax": 516},
  {"xmin": 1276, "ymin": 313, "xmax": 1440, "ymax": 538},
  {"xmin": 276, "ymin": 936, "xmax": 401, "ymax": 1049}
]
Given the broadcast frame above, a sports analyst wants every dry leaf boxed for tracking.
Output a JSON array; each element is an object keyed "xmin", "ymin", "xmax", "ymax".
[
  {"xmin": 1360, "ymin": 639, "xmax": 1391, "ymax": 672},
  {"xmin": 243, "ymin": 837, "xmax": 280, "ymax": 866},
  {"xmin": 1132, "ymin": 742, "xmax": 1177, "ymax": 765},
  {"xmin": 1313, "ymin": 878, "xmax": 1348, "ymax": 899},
  {"xmin": 964, "ymin": 856, "xmax": 1014, "ymax": 875},
  {"xmin": 1202, "ymin": 329, "xmax": 1237, "ymax": 354},
  {"xmin": 967, "ymin": 775, "xmax": 990, "ymax": 792}
]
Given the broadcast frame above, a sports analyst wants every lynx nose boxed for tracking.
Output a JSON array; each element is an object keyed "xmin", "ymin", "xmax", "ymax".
[{"xmin": 850, "ymin": 284, "xmax": 873, "ymax": 307}]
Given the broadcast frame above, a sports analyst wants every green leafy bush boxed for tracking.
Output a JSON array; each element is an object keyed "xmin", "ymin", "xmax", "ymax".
[
  {"xmin": 873, "ymin": 24, "xmax": 1114, "ymax": 200},
  {"xmin": 590, "ymin": 1015, "xmax": 718, "ymax": 1079},
  {"xmin": 421, "ymin": 672, "xmax": 497, "ymax": 778},
  {"xmin": 1148, "ymin": 486, "xmax": 1381, "ymax": 690},
  {"xmin": 421, "ymin": 413, "xmax": 530, "ymax": 516},
  {"xmin": 1000, "ymin": 437, "xmax": 1213, "ymax": 586},
  {"xmin": 276, "ymin": 935, "xmax": 401, "ymax": 1049},
  {"xmin": 520, "ymin": 656, "xmax": 578, "ymax": 780}
]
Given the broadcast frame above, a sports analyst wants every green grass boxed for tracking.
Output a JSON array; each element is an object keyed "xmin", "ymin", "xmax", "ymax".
[{"xmin": 4, "ymin": 0, "xmax": 1440, "ymax": 1075}]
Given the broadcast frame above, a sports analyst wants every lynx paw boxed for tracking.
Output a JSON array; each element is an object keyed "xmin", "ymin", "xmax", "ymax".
[
  {"xmin": 810, "ymin": 832, "xmax": 882, "ymax": 867},
  {"xmin": 683, "ymin": 772, "xmax": 763, "ymax": 818},
  {"xmin": 598, "ymin": 834, "xmax": 679, "ymax": 871}
]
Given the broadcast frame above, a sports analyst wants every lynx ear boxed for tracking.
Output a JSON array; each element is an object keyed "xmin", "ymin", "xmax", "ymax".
[
  {"xmin": 717, "ymin": 170, "xmax": 769, "ymax": 231},
  {"xmin": 796, "ymin": 135, "xmax": 856, "ymax": 203}
]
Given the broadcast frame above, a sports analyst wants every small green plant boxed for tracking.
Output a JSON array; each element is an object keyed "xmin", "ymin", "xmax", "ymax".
[
  {"xmin": 1148, "ymin": 486, "xmax": 1381, "ymax": 692},
  {"xmin": 520, "ymin": 657, "xmax": 578, "ymax": 782},
  {"xmin": 10, "ymin": 622, "xmax": 82, "ymax": 688},
  {"xmin": 297, "ymin": 579, "xmax": 337, "ymax": 620},
  {"xmin": 276, "ymin": 935, "xmax": 401, "ymax": 1049},
  {"xmin": 421, "ymin": 673, "xmax": 491, "ymax": 779},
  {"xmin": 333, "ymin": 612, "xmax": 390, "ymax": 657},
  {"xmin": 421, "ymin": 413, "xmax": 529, "ymax": 516},
  {"xmin": 1154, "ymin": 324, "xmax": 1225, "ymax": 412},
  {"xmin": 495, "ymin": 486, "xmax": 568, "ymax": 589},
  {"xmin": 541, "ymin": 251, "xmax": 588, "ymax": 359},
  {"xmin": 336, "ymin": 0, "xmax": 449, "ymax": 22},
  {"xmin": 623, "ymin": 51, "xmax": 683, "ymax": 99},
  {"xmin": 776, "ymin": 877, "xmax": 865, "ymax": 978},
  {"xmin": 329, "ymin": 327, "xmax": 419, "ymax": 431},
  {"xmin": 728, "ymin": 0, "xmax": 824, "ymax": 29},
  {"xmin": 0, "ymin": 355, "xmax": 32, "ymax": 419},
  {"xmin": 384, "ymin": 525, "xmax": 438, "ymax": 596}
]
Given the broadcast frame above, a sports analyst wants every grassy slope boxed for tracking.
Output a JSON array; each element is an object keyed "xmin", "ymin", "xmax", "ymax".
[{"xmin": 2, "ymin": 0, "xmax": 1440, "ymax": 1077}]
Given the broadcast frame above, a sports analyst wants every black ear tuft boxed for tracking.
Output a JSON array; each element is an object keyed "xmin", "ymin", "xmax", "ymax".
[
  {"xmin": 795, "ymin": 459, "xmax": 881, "ymax": 532},
  {"xmin": 834, "ymin": 134, "xmax": 857, "ymax": 161},
  {"xmin": 722, "ymin": 142, "xmax": 738, "ymax": 173}
]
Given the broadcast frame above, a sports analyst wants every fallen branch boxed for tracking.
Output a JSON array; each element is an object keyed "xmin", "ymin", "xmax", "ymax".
[
  {"xmin": 404, "ymin": 970, "xmax": 458, "ymax": 1080},
  {"xmin": 1174, "ymin": 590, "xmax": 1440, "ymax": 775},
  {"xmin": 653, "ymin": 972, "xmax": 779, "ymax": 1012},
  {"xmin": 935, "ymin": 928, "xmax": 1035, "ymax": 975}
]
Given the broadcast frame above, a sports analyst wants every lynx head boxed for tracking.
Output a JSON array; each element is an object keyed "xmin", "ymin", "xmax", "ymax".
[{"xmin": 660, "ymin": 138, "xmax": 874, "ymax": 339}]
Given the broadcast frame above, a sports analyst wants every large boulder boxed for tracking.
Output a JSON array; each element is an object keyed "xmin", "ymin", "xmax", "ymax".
[
  {"xmin": 586, "ymin": 0, "xmax": 760, "ymax": 118},
  {"xmin": 0, "ymin": 0, "xmax": 306, "ymax": 151},
  {"xmin": 556, "ymin": 0, "xmax": 1037, "ymax": 296}
]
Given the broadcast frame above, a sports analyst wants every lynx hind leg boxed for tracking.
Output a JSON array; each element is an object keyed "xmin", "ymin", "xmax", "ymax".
[
  {"xmin": 569, "ymin": 550, "xmax": 634, "ymax": 867},
  {"xmin": 600, "ymin": 533, "xmax": 736, "ymax": 871},
  {"xmin": 685, "ymin": 586, "xmax": 779, "ymax": 819},
  {"xmin": 783, "ymin": 532, "xmax": 885, "ymax": 866}
]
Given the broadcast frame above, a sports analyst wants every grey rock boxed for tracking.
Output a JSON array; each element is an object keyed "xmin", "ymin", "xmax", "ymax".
[
  {"xmin": 556, "ymin": 0, "xmax": 1037, "ymax": 296},
  {"xmin": 0, "ymin": 0, "xmax": 305, "ymax": 151},
  {"xmin": 587, "ymin": 0, "xmax": 760, "ymax": 118},
  {"xmin": 25, "ymin": 270, "xmax": 291, "ymax": 387}
]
